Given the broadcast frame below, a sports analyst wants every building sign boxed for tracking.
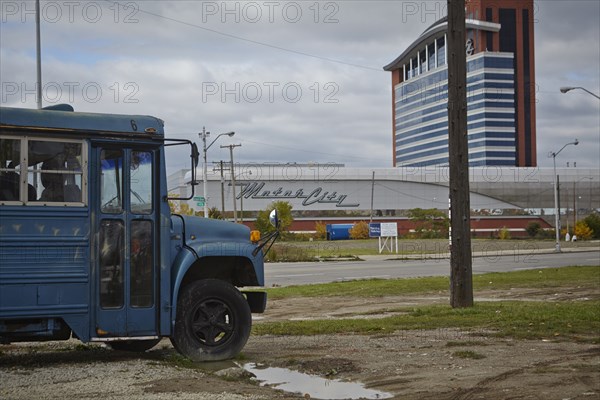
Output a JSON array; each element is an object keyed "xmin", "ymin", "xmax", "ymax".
[
  {"xmin": 237, "ymin": 182, "xmax": 360, "ymax": 208},
  {"xmin": 465, "ymin": 38, "xmax": 474, "ymax": 56},
  {"xmin": 381, "ymin": 222, "xmax": 398, "ymax": 237},
  {"xmin": 369, "ymin": 223, "xmax": 381, "ymax": 237},
  {"xmin": 370, "ymin": 222, "xmax": 398, "ymax": 253},
  {"xmin": 369, "ymin": 222, "xmax": 398, "ymax": 237}
]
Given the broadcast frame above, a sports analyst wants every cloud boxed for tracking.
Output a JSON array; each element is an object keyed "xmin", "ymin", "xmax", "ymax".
[{"xmin": 1, "ymin": 0, "xmax": 598, "ymax": 173}]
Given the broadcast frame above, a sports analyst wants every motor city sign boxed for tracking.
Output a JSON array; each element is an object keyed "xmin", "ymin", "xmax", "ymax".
[{"xmin": 237, "ymin": 181, "xmax": 360, "ymax": 208}]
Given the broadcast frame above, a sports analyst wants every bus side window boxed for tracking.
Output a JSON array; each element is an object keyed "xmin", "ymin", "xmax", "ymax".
[
  {"xmin": 28, "ymin": 140, "xmax": 83, "ymax": 204},
  {"xmin": 40, "ymin": 158, "xmax": 66, "ymax": 202},
  {"xmin": 0, "ymin": 138, "xmax": 21, "ymax": 202}
]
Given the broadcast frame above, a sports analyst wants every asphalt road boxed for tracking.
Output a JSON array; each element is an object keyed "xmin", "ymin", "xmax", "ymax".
[{"xmin": 264, "ymin": 250, "xmax": 600, "ymax": 287}]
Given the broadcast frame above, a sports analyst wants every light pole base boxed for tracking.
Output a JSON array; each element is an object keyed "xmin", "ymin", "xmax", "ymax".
[{"xmin": 554, "ymin": 243, "xmax": 562, "ymax": 253}]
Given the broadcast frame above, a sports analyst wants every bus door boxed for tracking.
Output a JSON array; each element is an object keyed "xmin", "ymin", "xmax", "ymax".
[{"xmin": 93, "ymin": 146, "xmax": 158, "ymax": 337}]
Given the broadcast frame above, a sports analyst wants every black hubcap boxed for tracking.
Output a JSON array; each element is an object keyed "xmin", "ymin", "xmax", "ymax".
[{"xmin": 190, "ymin": 299, "xmax": 234, "ymax": 346}]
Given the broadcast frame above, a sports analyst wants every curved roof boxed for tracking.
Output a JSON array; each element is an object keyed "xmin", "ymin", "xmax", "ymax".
[{"xmin": 383, "ymin": 17, "xmax": 501, "ymax": 71}]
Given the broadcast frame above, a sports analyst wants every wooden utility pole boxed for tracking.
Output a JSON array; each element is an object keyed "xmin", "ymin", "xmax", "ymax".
[
  {"xmin": 447, "ymin": 0, "xmax": 473, "ymax": 308},
  {"xmin": 221, "ymin": 144, "xmax": 242, "ymax": 222},
  {"xmin": 220, "ymin": 160, "xmax": 226, "ymax": 215},
  {"xmin": 370, "ymin": 171, "xmax": 375, "ymax": 224}
]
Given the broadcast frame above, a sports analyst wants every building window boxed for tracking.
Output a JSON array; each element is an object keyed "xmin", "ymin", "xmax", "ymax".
[
  {"xmin": 428, "ymin": 43, "xmax": 436, "ymax": 70},
  {"xmin": 499, "ymin": 8, "xmax": 516, "ymax": 53},
  {"xmin": 408, "ymin": 56, "xmax": 416, "ymax": 78},
  {"xmin": 419, "ymin": 50, "xmax": 427, "ymax": 73},
  {"xmin": 436, "ymin": 37, "xmax": 446, "ymax": 67},
  {"xmin": 486, "ymin": 7, "xmax": 494, "ymax": 50}
]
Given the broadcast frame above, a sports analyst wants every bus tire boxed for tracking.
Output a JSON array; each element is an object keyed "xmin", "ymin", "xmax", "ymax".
[{"xmin": 171, "ymin": 279, "xmax": 251, "ymax": 362}]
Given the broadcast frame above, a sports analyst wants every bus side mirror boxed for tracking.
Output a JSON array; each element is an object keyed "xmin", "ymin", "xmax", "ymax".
[
  {"xmin": 252, "ymin": 209, "xmax": 281, "ymax": 257},
  {"xmin": 269, "ymin": 209, "xmax": 279, "ymax": 228},
  {"xmin": 191, "ymin": 143, "xmax": 200, "ymax": 168}
]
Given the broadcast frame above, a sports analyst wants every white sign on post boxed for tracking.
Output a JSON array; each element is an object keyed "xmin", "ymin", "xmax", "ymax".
[
  {"xmin": 378, "ymin": 222, "xmax": 398, "ymax": 254},
  {"xmin": 380, "ymin": 223, "xmax": 398, "ymax": 237}
]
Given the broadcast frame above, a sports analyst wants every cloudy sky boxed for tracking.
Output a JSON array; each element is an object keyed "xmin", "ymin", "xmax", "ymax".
[{"xmin": 1, "ymin": 0, "xmax": 599, "ymax": 173}]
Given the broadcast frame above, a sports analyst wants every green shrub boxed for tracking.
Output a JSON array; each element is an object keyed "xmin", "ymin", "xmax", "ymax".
[
  {"xmin": 349, "ymin": 221, "xmax": 370, "ymax": 240},
  {"xmin": 525, "ymin": 222, "xmax": 541, "ymax": 237},
  {"xmin": 498, "ymin": 227, "xmax": 511, "ymax": 240},
  {"xmin": 583, "ymin": 213, "xmax": 600, "ymax": 239},
  {"xmin": 314, "ymin": 221, "xmax": 327, "ymax": 240},
  {"xmin": 575, "ymin": 221, "xmax": 593, "ymax": 240}
]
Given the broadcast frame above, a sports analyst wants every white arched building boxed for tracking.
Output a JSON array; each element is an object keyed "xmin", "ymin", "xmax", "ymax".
[{"xmin": 168, "ymin": 164, "xmax": 599, "ymax": 216}]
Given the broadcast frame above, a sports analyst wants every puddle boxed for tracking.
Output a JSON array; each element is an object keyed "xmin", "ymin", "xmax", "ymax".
[{"xmin": 243, "ymin": 363, "xmax": 393, "ymax": 400}]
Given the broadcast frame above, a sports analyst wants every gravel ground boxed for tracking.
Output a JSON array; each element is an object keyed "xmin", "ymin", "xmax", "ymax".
[
  {"xmin": 1, "ymin": 285, "xmax": 599, "ymax": 400},
  {"xmin": 0, "ymin": 340, "xmax": 275, "ymax": 400}
]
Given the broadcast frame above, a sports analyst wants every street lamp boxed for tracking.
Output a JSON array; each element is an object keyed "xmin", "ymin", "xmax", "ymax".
[
  {"xmin": 548, "ymin": 139, "xmax": 579, "ymax": 252},
  {"xmin": 199, "ymin": 128, "xmax": 235, "ymax": 218},
  {"xmin": 560, "ymin": 87, "xmax": 600, "ymax": 100}
]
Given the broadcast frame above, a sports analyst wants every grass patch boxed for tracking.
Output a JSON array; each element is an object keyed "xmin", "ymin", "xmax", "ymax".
[
  {"xmin": 271, "ymin": 239, "xmax": 599, "ymax": 258},
  {"xmin": 270, "ymin": 240, "xmax": 388, "ymax": 259},
  {"xmin": 253, "ymin": 300, "xmax": 600, "ymax": 342},
  {"xmin": 267, "ymin": 276, "xmax": 448, "ymax": 299},
  {"xmin": 259, "ymin": 266, "xmax": 600, "ymax": 342},
  {"xmin": 266, "ymin": 266, "xmax": 600, "ymax": 300},
  {"xmin": 452, "ymin": 350, "xmax": 486, "ymax": 359},
  {"xmin": 473, "ymin": 266, "xmax": 600, "ymax": 290}
]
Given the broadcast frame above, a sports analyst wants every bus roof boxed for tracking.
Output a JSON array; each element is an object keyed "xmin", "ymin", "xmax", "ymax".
[{"xmin": 0, "ymin": 105, "xmax": 165, "ymax": 136}]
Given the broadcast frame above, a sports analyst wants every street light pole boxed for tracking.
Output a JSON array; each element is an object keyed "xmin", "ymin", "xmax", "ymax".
[
  {"xmin": 549, "ymin": 139, "xmax": 579, "ymax": 252},
  {"xmin": 35, "ymin": 0, "xmax": 42, "ymax": 109},
  {"xmin": 560, "ymin": 86, "xmax": 600, "ymax": 100},
  {"xmin": 199, "ymin": 129, "xmax": 235, "ymax": 218}
]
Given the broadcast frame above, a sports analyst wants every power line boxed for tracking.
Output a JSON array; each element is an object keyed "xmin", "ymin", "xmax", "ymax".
[
  {"xmin": 167, "ymin": 135, "xmax": 390, "ymax": 166},
  {"xmin": 103, "ymin": 0, "xmax": 383, "ymax": 71},
  {"xmin": 237, "ymin": 138, "xmax": 380, "ymax": 162}
]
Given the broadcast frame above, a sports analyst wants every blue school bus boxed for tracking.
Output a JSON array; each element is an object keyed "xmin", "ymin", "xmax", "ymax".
[{"xmin": 0, "ymin": 105, "xmax": 277, "ymax": 361}]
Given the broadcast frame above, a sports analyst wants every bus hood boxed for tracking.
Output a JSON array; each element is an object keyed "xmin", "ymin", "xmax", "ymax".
[{"xmin": 175, "ymin": 215, "xmax": 252, "ymax": 244}]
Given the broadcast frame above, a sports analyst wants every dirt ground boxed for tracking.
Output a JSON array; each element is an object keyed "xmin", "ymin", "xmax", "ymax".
[{"xmin": 1, "ymin": 287, "xmax": 599, "ymax": 400}]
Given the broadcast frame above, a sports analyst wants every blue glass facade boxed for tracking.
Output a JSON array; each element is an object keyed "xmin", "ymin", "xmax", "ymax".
[{"xmin": 394, "ymin": 52, "xmax": 516, "ymax": 167}]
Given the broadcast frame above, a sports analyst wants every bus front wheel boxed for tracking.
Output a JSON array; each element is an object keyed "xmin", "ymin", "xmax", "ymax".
[{"xmin": 171, "ymin": 279, "xmax": 252, "ymax": 362}]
